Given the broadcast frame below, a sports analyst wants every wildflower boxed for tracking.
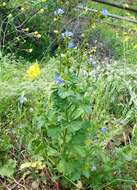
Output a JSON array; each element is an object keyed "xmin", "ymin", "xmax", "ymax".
[
  {"xmin": 54, "ymin": 17, "xmax": 58, "ymax": 21},
  {"xmin": 23, "ymin": 28, "xmax": 29, "ymax": 32},
  {"xmin": 90, "ymin": 47, "xmax": 97, "ymax": 53},
  {"xmin": 19, "ymin": 94, "xmax": 27, "ymax": 105},
  {"xmin": 26, "ymin": 63, "xmax": 41, "ymax": 80},
  {"xmin": 54, "ymin": 73, "xmax": 64, "ymax": 85},
  {"xmin": 54, "ymin": 8, "xmax": 64, "ymax": 16},
  {"xmin": 68, "ymin": 40, "xmax": 76, "ymax": 49},
  {"xmin": 76, "ymin": 181, "xmax": 83, "ymax": 189},
  {"xmin": 36, "ymin": 34, "xmax": 41, "ymax": 39},
  {"xmin": 101, "ymin": 127, "xmax": 107, "ymax": 134},
  {"xmin": 39, "ymin": 8, "xmax": 45, "ymax": 14},
  {"xmin": 7, "ymin": 13, "xmax": 12, "ymax": 18},
  {"xmin": 21, "ymin": 7, "xmax": 25, "ymax": 11},
  {"xmin": 92, "ymin": 61, "xmax": 97, "ymax": 68},
  {"xmin": 33, "ymin": 31, "xmax": 39, "ymax": 35},
  {"xmin": 54, "ymin": 30, "xmax": 59, "ymax": 34},
  {"xmin": 102, "ymin": 8, "xmax": 109, "ymax": 17},
  {"xmin": 20, "ymin": 161, "xmax": 45, "ymax": 170},
  {"xmin": 2, "ymin": 2, "xmax": 6, "ymax": 6},
  {"xmin": 91, "ymin": 164, "xmax": 97, "ymax": 171},
  {"xmin": 61, "ymin": 31, "xmax": 74, "ymax": 38},
  {"xmin": 89, "ymin": 56, "xmax": 93, "ymax": 62},
  {"xmin": 123, "ymin": 3, "xmax": 129, "ymax": 8},
  {"xmin": 26, "ymin": 48, "xmax": 33, "ymax": 53}
]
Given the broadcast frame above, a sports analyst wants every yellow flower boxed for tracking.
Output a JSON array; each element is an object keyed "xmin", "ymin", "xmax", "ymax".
[
  {"xmin": 36, "ymin": 34, "xmax": 42, "ymax": 39},
  {"xmin": 26, "ymin": 63, "xmax": 41, "ymax": 80},
  {"xmin": 54, "ymin": 30, "xmax": 59, "ymax": 34},
  {"xmin": 38, "ymin": 8, "xmax": 44, "ymax": 14},
  {"xmin": 33, "ymin": 31, "xmax": 39, "ymax": 35},
  {"xmin": 26, "ymin": 48, "xmax": 33, "ymax": 53},
  {"xmin": 123, "ymin": 3, "xmax": 129, "ymax": 8},
  {"xmin": 2, "ymin": 2, "xmax": 6, "ymax": 6},
  {"xmin": 20, "ymin": 161, "xmax": 45, "ymax": 170},
  {"xmin": 23, "ymin": 28, "xmax": 29, "ymax": 32},
  {"xmin": 76, "ymin": 181, "xmax": 83, "ymax": 189},
  {"xmin": 54, "ymin": 17, "xmax": 57, "ymax": 21},
  {"xmin": 21, "ymin": 7, "xmax": 25, "ymax": 12}
]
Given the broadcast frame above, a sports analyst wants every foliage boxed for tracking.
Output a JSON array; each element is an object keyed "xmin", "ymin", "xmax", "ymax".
[
  {"xmin": 0, "ymin": 51, "xmax": 137, "ymax": 189},
  {"xmin": 0, "ymin": 0, "xmax": 85, "ymax": 60},
  {"xmin": 1, "ymin": 0, "xmax": 137, "ymax": 189}
]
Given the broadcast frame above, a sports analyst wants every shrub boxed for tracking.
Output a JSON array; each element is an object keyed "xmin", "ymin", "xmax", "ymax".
[{"xmin": 0, "ymin": 0, "xmax": 85, "ymax": 60}]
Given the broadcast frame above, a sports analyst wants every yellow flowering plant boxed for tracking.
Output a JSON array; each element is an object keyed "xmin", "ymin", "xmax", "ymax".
[{"xmin": 26, "ymin": 63, "xmax": 41, "ymax": 80}]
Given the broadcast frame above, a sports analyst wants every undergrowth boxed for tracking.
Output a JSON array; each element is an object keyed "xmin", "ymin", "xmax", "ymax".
[{"xmin": 0, "ymin": 52, "xmax": 137, "ymax": 189}]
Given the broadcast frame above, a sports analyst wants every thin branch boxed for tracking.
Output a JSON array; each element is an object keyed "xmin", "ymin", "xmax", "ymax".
[
  {"xmin": 77, "ymin": 5, "xmax": 137, "ymax": 24},
  {"xmin": 91, "ymin": 0, "xmax": 137, "ymax": 13}
]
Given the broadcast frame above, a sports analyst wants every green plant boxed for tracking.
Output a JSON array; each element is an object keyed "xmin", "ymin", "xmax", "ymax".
[{"xmin": 1, "ymin": 52, "xmax": 137, "ymax": 189}]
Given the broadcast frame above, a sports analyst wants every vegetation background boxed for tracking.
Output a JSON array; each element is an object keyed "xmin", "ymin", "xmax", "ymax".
[{"xmin": 0, "ymin": 0, "xmax": 137, "ymax": 189}]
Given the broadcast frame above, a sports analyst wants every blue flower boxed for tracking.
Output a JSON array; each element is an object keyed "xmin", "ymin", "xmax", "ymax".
[
  {"xmin": 102, "ymin": 8, "xmax": 109, "ymax": 17},
  {"xmin": 89, "ymin": 56, "xmax": 93, "ymax": 62},
  {"xmin": 91, "ymin": 165, "xmax": 97, "ymax": 171},
  {"xmin": 89, "ymin": 56, "xmax": 97, "ymax": 68},
  {"xmin": 54, "ymin": 73, "xmax": 64, "ymax": 85},
  {"xmin": 61, "ymin": 31, "xmax": 74, "ymax": 38},
  {"xmin": 92, "ymin": 61, "xmax": 97, "ymax": 69},
  {"xmin": 101, "ymin": 127, "xmax": 107, "ymax": 134},
  {"xmin": 54, "ymin": 8, "xmax": 64, "ymax": 15},
  {"xmin": 68, "ymin": 40, "xmax": 76, "ymax": 49}
]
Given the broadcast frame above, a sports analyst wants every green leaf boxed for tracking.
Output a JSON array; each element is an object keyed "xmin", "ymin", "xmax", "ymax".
[
  {"xmin": 47, "ymin": 147, "xmax": 58, "ymax": 156},
  {"xmin": 67, "ymin": 120, "xmax": 90, "ymax": 133},
  {"xmin": 57, "ymin": 159, "xmax": 72, "ymax": 175},
  {"xmin": 47, "ymin": 127, "xmax": 60, "ymax": 139},
  {"xmin": 72, "ymin": 145, "xmax": 86, "ymax": 157},
  {"xmin": 0, "ymin": 159, "xmax": 16, "ymax": 177}
]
